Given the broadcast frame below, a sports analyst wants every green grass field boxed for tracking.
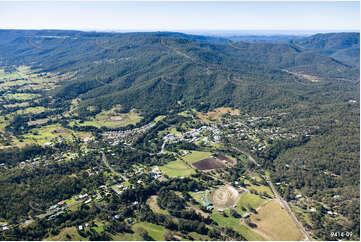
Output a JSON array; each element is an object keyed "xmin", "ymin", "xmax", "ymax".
[
  {"xmin": 236, "ymin": 192, "xmax": 267, "ymax": 211},
  {"xmin": 211, "ymin": 210, "xmax": 266, "ymax": 241},
  {"xmin": 235, "ymin": 224, "xmax": 266, "ymax": 241},
  {"xmin": 159, "ymin": 159, "xmax": 195, "ymax": 177},
  {"xmin": 183, "ymin": 150, "xmax": 212, "ymax": 163},
  {"xmin": 21, "ymin": 124, "xmax": 90, "ymax": 145},
  {"xmin": 22, "ymin": 124, "xmax": 74, "ymax": 144},
  {"xmin": 249, "ymin": 200, "xmax": 304, "ymax": 241},
  {"xmin": 188, "ymin": 232, "xmax": 211, "ymax": 240},
  {"xmin": 246, "ymin": 182, "xmax": 274, "ymax": 198},
  {"xmin": 189, "ymin": 191, "xmax": 208, "ymax": 205},
  {"xmin": 16, "ymin": 106, "xmax": 46, "ymax": 115},
  {"xmin": 211, "ymin": 210, "xmax": 240, "ymax": 227},
  {"xmin": 111, "ymin": 232, "xmax": 143, "ymax": 241},
  {"xmin": 44, "ymin": 226, "xmax": 87, "ymax": 241},
  {"xmin": 132, "ymin": 222, "xmax": 164, "ymax": 240},
  {"xmin": 71, "ymin": 109, "xmax": 142, "ymax": 129}
]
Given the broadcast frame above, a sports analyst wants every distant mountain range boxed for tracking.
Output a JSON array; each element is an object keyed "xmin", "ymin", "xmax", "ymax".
[{"xmin": 0, "ymin": 30, "xmax": 359, "ymax": 118}]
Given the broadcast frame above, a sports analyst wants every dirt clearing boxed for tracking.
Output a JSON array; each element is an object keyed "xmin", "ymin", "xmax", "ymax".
[
  {"xmin": 210, "ymin": 185, "xmax": 240, "ymax": 208},
  {"xmin": 192, "ymin": 157, "xmax": 225, "ymax": 170}
]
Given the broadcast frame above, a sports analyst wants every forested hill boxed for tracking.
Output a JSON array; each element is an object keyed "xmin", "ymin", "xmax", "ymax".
[
  {"xmin": 290, "ymin": 32, "xmax": 360, "ymax": 66},
  {"xmin": 0, "ymin": 30, "xmax": 359, "ymax": 119}
]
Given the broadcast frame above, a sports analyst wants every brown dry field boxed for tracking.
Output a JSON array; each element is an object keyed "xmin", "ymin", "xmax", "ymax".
[
  {"xmin": 249, "ymin": 200, "xmax": 304, "ymax": 241},
  {"xmin": 215, "ymin": 154, "xmax": 235, "ymax": 165},
  {"xmin": 192, "ymin": 157, "xmax": 225, "ymax": 170},
  {"xmin": 197, "ymin": 107, "xmax": 240, "ymax": 123}
]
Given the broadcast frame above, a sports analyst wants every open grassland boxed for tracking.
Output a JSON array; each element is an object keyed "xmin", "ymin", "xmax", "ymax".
[
  {"xmin": 23, "ymin": 124, "xmax": 73, "ymax": 144},
  {"xmin": 5, "ymin": 93, "xmax": 41, "ymax": 101},
  {"xmin": 4, "ymin": 102, "xmax": 29, "ymax": 108},
  {"xmin": 0, "ymin": 67, "xmax": 59, "ymax": 108},
  {"xmin": 44, "ymin": 226, "xmax": 87, "ymax": 241},
  {"xmin": 132, "ymin": 222, "xmax": 165, "ymax": 240},
  {"xmin": 146, "ymin": 195, "xmax": 169, "ymax": 215},
  {"xmin": 28, "ymin": 118, "xmax": 49, "ymax": 126},
  {"xmin": 236, "ymin": 192, "xmax": 267, "ymax": 211},
  {"xmin": 235, "ymin": 224, "xmax": 266, "ymax": 241},
  {"xmin": 159, "ymin": 159, "xmax": 195, "ymax": 177},
  {"xmin": 249, "ymin": 200, "xmax": 304, "ymax": 241},
  {"xmin": 72, "ymin": 108, "xmax": 142, "ymax": 129},
  {"xmin": 211, "ymin": 210, "xmax": 266, "ymax": 241},
  {"xmin": 16, "ymin": 106, "xmax": 46, "ymax": 115},
  {"xmin": 247, "ymin": 183, "xmax": 274, "ymax": 198},
  {"xmin": 111, "ymin": 232, "xmax": 143, "ymax": 241},
  {"xmin": 183, "ymin": 150, "xmax": 212, "ymax": 163},
  {"xmin": 197, "ymin": 107, "xmax": 240, "ymax": 123},
  {"xmin": 21, "ymin": 124, "xmax": 90, "ymax": 145},
  {"xmin": 212, "ymin": 210, "xmax": 240, "ymax": 227},
  {"xmin": 188, "ymin": 232, "xmax": 212, "ymax": 240},
  {"xmin": 189, "ymin": 191, "xmax": 208, "ymax": 205}
]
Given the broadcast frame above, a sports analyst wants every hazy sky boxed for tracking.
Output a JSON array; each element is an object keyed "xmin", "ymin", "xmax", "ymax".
[{"xmin": 0, "ymin": 1, "xmax": 359, "ymax": 31}]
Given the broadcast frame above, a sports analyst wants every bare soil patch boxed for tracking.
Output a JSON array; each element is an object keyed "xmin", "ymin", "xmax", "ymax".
[
  {"xmin": 193, "ymin": 157, "xmax": 225, "ymax": 170},
  {"xmin": 215, "ymin": 154, "xmax": 236, "ymax": 165}
]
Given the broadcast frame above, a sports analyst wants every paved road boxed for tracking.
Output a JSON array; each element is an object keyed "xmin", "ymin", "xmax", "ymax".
[
  {"xmin": 264, "ymin": 175, "xmax": 312, "ymax": 241},
  {"xmin": 241, "ymin": 150, "xmax": 312, "ymax": 241},
  {"xmin": 101, "ymin": 151, "xmax": 128, "ymax": 182},
  {"xmin": 232, "ymin": 146, "xmax": 260, "ymax": 167}
]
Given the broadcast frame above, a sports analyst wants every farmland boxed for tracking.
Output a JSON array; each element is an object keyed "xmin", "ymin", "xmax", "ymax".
[
  {"xmin": 183, "ymin": 151, "xmax": 212, "ymax": 163},
  {"xmin": 249, "ymin": 200, "xmax": 304, "ymax": 241},
  {"xmin": 159, "ymin": 159, "xmax": 196, "ymax": 177},
  {"xmin": 192, "ymin": 157, "xmax": 225, "ymax": 170},
  {"xmin": 236, "ymin": 192, "xmax": 267, "ymax": 211},
  {"xmin": 70, "ymin": 108, "xmax": 142, "ymax": 129}
]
